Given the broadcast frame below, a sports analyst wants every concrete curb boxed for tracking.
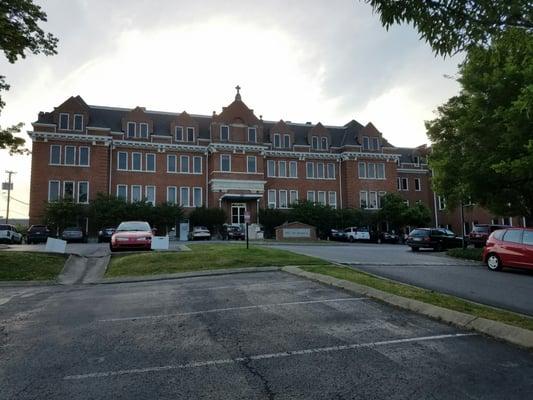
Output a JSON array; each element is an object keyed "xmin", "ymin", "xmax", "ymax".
[
  {"xmin": 282, "ymin": 266, "xmax": 533, "ymax": 349},
  {"xmin": 101, "ymin": 266, "xmax": 282, "ymax": 284}
]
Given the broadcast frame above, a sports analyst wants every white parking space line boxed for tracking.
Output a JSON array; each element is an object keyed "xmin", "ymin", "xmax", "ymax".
[
  {"xmin": 98, "ymin": 297, "xmax": 367, "ymax": 322},
  {"xmin": 64, "ymin": 333, "xmax": 477, "ymax": 380}
]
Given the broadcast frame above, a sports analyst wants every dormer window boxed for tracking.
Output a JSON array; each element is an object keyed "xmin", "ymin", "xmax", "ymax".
[
  {"xmin": 371, "ymin": 137, "xmax": 379, "ymax": 150},
  {"xmin": 312, "ymin": 136, "xmax": 319, "ymax": 150},
  {"xmin": 127, "ymin": 122, "xmax": 136, "ymax": 138},
  {"xmin": 59, "ymin": 113, "xmax": 69, "ymax": 130},
  {"xmin": 248, "ymin": 127, "xmax": 257, "ymax": 143},
  {"xmin": 273, "ymin": 133, "xmax": 280, "ymax": 148},
  {"xmin": 283, "ymin": 134, "xmax": 290, "ymax": 148},
  {"xmin": 139, "ymin": 123, "xmax": 149, "ymax": 139},
  {"xmin": 321, "ymin": 137, "xmax": 328, "ymax": 150},
  {"xmin": 187, "ymin": 127, "xmax": 195, "ymax": 142},
  {"xmin": 74, "ymin": 114, "xmax": 83, "ymax": 131},
  {"xmin": 362, "ymin": 136, "xmax": 370, "ymax": 150},
  {"xmin": 413, "ymin": 156, "xmax": 420, "ymax": 165},
  {"xmin": 220, "ymin": 125, "xmax": 229, "ymax": 141},
  {"xmin": 175, "ymin": 126, "xmax": 183, "ymax": 141}
]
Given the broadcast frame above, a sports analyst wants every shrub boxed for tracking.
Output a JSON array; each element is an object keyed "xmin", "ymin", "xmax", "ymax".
[{"xmin": 446, "ymin": 247, "xmax": 483, "ymax": 261}]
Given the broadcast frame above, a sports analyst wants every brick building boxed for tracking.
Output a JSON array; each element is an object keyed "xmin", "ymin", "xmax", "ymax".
[{"xmin": 27, "ymin": 88, "xmax": 526, "ymax": 233}]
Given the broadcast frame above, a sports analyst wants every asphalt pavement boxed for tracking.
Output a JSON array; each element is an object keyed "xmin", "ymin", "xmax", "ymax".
[{"xmin": 1, "ymin": 271, "xmax": 533, "ymax": 399}]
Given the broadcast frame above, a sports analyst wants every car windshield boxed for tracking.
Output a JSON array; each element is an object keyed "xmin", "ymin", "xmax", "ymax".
[
  {"xmin": 0, "ymin": 225, "xmax": 10, "ymax": 230},
  {"xmin": 473, "ymin": 226, "xmax": 489, "ymax": 233},
  {"xmin": 64, "ymin": 227, "xmax": 80, "ymax": 232},
  {"xmin": 29, "ymin": 226, "xmax": 47, "ymax": 232},
  {"xmin": 410, "ymin": 229, "xmax": 429, "ymax": 237},
  {"xmin": 116, "ymin": 221, "xmax": 151, "ymax": 232}
]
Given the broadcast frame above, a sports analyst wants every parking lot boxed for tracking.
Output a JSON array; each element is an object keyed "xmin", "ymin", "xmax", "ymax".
[{"xmin": 2, "ymin": 271, "xmax": 533, "ymax": 399}]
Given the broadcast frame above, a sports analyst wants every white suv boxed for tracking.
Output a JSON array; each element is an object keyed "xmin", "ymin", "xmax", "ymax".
[
  {"xmin": 0, "ymin": 224, "xmax": 23, "ymax": 244},
  {"xmin": 343, "ymin": 227, "xmax": 371, "ymax": 242}
]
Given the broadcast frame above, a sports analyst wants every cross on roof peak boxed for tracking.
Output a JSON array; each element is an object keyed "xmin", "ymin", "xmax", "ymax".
[{"xmin": 235, "ymin": 85, "xmax": 242, "ymax": 101}]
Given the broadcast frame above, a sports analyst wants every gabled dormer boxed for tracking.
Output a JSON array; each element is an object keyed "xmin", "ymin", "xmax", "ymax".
[
  {"xmin": 359, "ymin": 122, "xmax": 383, "ymax": 151},
  {"xmin": 269, "ymin": 120, "xmax": 294, "ymax": 149},
  {"xmin": 308, "ymin": 122, "xmax": 331, "ymax": 151},
  {"xmin": 121, "ymin": 106, "xmax": 153, "ymax": 140},
  {"xmin": 170, "ymin": 111, "xmax": 199, "ymax": 143},
  {"xmin": 53, "ymin": 95, "xmax": 90, "ymax": 133},
  {"xmin": 211, "ymin": 86, "xmax": 262, "ymax": 144}
]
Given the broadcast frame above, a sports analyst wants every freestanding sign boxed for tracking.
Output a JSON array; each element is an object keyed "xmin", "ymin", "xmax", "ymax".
[{"xmin": 244, "ymin": 211, "xmax": 251, "ymax": 249}]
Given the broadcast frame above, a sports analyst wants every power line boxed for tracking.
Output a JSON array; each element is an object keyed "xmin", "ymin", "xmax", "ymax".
[{"xmin": 10, "ymin": 197, "xmax": 29, "ymax": 206}]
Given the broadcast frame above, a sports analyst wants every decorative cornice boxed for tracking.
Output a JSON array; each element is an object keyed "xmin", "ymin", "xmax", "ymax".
[
  {"xmin": 208, "ymin": 142, "xmax": 268, "ymax": 153},
  {"xmin": 397, "ymin": 168, "xmax": 429, "ymax": 174},
  {"xmin": 341, "ymin": 152, "xmax": 401, "ymax": 162},
  {"xmin": 113, "ymin": 140, "xmax": 206, "ymax": 153},
  {"xmin": 28, "ymin": 130, "xmax": 111, "ymax": 144}
]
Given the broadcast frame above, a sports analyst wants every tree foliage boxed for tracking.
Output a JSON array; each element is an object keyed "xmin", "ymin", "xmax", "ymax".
[
  {"xmin": 188, "ymin": 207, "xmax": 227, "ymax": 234},
  {"xmin": 42, "ymin": 199, "xmax": 86, "ymax": 235},
  {"xmin": 364, "ymin": 0, "xmax": 532, "ymax": 56},
  {"xmin": 427, "ymin": 28, "xmax": 533, "ymax": 219},
  {"xmin": 258, "ymin": 208, "xmax": 288, "ymax": 238},
  {"xmin": 1, "ymin": 0, "xmax": 58, "ymax": 154}
]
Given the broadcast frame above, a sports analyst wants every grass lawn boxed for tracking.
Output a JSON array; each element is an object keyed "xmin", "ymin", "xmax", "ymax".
[
  {"xmin": 446, "ymin": 247, "xmax": 483, "ymax": 261},
  {"xmin": 301, "ymin": 265, "xmax": 533, "ymax": 331},
  {"xmin": 0, "ymin": 252, "xmax": 67, "ymax": 281},
  {"xmin": 106, "ymin": 244, "xmax": 329, "ymax": 277}
]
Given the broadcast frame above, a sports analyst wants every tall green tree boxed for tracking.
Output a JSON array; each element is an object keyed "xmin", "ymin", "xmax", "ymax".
[
  {"xmin": 42, "ymin": 199, "xmax": 86, "ymax": 235},
  {"xmin": 364, "ymin": 0, "xmax": 532, "ymax": 56},
  {"xmin": 427, "ymin": 28, "xmax": 533, "ymax": 219},
  {"xmin": 1, "ymin": 0, "xmax": 58, "ymax": 154}
]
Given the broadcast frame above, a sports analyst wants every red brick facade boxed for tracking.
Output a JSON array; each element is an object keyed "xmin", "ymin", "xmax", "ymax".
[{"xmin": 28, "ymin": 91, "xmax": 526, "ymax": 233}]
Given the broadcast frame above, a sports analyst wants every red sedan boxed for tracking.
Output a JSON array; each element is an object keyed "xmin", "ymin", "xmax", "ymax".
[
  {"xmin": 483, "ymin": 228, "xmax": 533, "ymax": 271},
  {"xmin": 110, "ymin": 221, "xmax": 153, "ymax": 252}
]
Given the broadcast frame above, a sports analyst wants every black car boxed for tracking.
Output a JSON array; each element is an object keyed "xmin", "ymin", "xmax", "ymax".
[
  {"xmin": 406, "ymin": 228, "xmax": 463, "ymax": 252},
  {"xmin": 329, "ymin": 229, "xmax": 346, "ymax": 241},
  {"xmin": 26, "ymin": 225, "xmax": 50, "ymax": 244},
  {"xmin": 61, "ymin": 227, "xmax": 87, "ymax": 243},
  {"xmin": 98, "ymin": 227, "xmax": 116, "ymax": 243},
  {"xmin": 223, "ymin": 225, "xmax": 245, "ymax": 240},
  {"xmin": 379, "ymin": 232, "xmax": 400, "ymax": 244}
]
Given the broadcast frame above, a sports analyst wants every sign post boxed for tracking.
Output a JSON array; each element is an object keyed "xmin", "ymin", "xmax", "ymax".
[{"xmin": 244, "ymin": 211, "xmax": 251, "ymax": 249}]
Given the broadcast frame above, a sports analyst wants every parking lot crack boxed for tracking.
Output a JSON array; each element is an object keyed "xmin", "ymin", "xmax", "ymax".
[{"xmin": 241, "ymin": 356, "xmax": 277, "ymax": 400}]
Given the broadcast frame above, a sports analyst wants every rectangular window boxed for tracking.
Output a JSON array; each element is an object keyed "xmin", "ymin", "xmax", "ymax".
[
  {"xmin": 438, "ymin": 196, "xmax": 446, "ymax": 210},
  {"xmin": 131, "ymin": 185, "xmax": 142, "ymax": 202},
  {"xmin": 268, "ymin": 190, "xmax": 276, "ymax": 208},
  {"xmin": 369, "ymin": 191, "xmax": 378, "ymax": 209},
  {"xmin": 248, "ymin": 128, "xmax": 257, "ymax": 143},
  {"xmin": 312, "ymin": 136, "xmax": 319, "ymax": 150},
  {"xmin": 289, "ymin": 190, "xmax": 298, "ymax": 205},
  {"xmin": 360, "ymin": 191, "xmax": 368, "ymax": 208},
  {"xmin": 371, "ymin": 137, "xmax": 379, "ymax": 150},
  {"xmin": 279, "ymin": 190, "xmax": 288, "ymax": 208},
  {"xmin": 63, "ymin": 181, "xmax": 74, "ymax": 200},
  {"xmin": 367, "ymin": 163, "xmax": 376, "ymax": 179},
  {"xmin": 401, "ymin": 177, "xmax": 408, "ymax": 191},
  {"xmin": 74, "ymin": 114, "xmax": 83, "ymax": 131},
  {"xmin": 397, "ymin": 177, "xmax": 401, "ymax": 191},
  {"xmin": 273, "ymin": 134, "xmax": 280, "ymax": 148},
  {"xmin": 139, "ymin": 123, "xmax": 149, "ymax": 139},
  {"xmin": 117, "ymin": 185, "xmax": 127, "ymax": 201},
  {"xmin": 180, "ymin": 155, "xmax": 190, "ymax": 173},
  {"xmin": 267, "ymin": 160, "xmax": 276, "ymax": 177},
  {"xmin": 180, "ymin": 187, "xmax": 190, "ymax": 207},
  {"xmin": 317, "ymin": 162, "xmax": 325, "ymax": 179},
  {"xmin": 328, "ymin": 191, "xmax": 337, "ymax": 209},
  {"xmin": 187, "ymin": 127, "xmax": 195, "ymax": 142},
  {"xmin": 358, "ymin": 162, "xmax": 366, "ymax": 179},
  {"xmin": 132, "ymin": 152, "xmax": 142, "ymax": 171},
  {"xmin": 59, "ymin": 113, "xmax": 69, "ymax": 130},
  {"xmin": 193, "ymin": 156, "xmax": 202, "ymax": 174},
  {"xmin": 167, "ymin": 186, "xmax": 177, "ymax": 204},
  {"xmin": 220, "ymin": 154, "xmax": 231, "ymax": 172},
  {"xmin": 376, "ymin": 163, "xmax": 385, "ymax": 179},
  {"xmin": 247, "ymin": 156, "xmax": 257, "ymax": 173},
  {"xmin": 175, "ymin": 126, "xmax": 183, "ymax": 141},
  {"xmin": 321, "ymin": 137, "xmax": 328, "ymax": 150},
  {"xmin": 307, "ymin": 191, "xmax": 316, "ymax": 202},
  {"xmin": 146, "ymin": 153, "xmax": 156, "ymax": 172},
  {"xmin": 77, "ymin": 181, "xmax": 89, "ymax": 203},
  {"xmin": 167, "ymin": 154, "xmax": 177, "ymax": 173},
  {"xmin": 48, "ymin": 181, "xmax": 60, "ymax": 202},
  {"xmin": 118, "ymin": 152, "xmax": 128, "ymax": 170},
  {"xmin": 378, "ymin": 191, "xmax": 386, "ymax": 208},
  {"xmin": 193, "ymin": 187, "xmax": 202, "ymax": 207},
  {"xmin": 413, "ymin": 156, "xmax": 420, "ymax": 165},
  {"xmin": 283, "ymin": 134, "xmax": 290, "ymax": 148},
  {"xmin": 306, "ymin": 162, "xmax": 315, "ymax": 178},
  {"xmin": 278, "ymin": 161, "xmax": 287, "ymax": 177},
  {"xmin": 289, "ymin": 161, "xmax": 297, "ymax": 178},
  {"xmin": 65, "ymin": 146, "xmax": 76, "ymax": 165},
  {"xmin": 317, "ymin": 191, "xmax": 326, "ymax": 205},
  {"xmin": 127, "ymin": 122, "xmax": 136, "ymax": 138},
  {"xmin": 363, "ymin": 136, "xmax": 370, "ymax": 150},
  {"xmin": 415, "ymin": 178, "xmax": 421, "ymax": 191},
  {"xmin": 327, "ymin": 163, "xmax": 335, "ymax": 179},
  {"xmin": 50, "ymin": 145, "xmax": 61, "ymax": 165},
  {"xmin": 78, "ymin": 147, "xmax": 89, "ymax": 166},
  {"xmin": 145, "ymin": 186, "xmax": 155, "ymax": 205},
  {"xmin": 220, "ymin": 125, "xmax": 229, "ymax": 141}
]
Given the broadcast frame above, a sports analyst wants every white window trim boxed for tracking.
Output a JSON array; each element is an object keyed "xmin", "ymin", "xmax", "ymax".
[
  {"xmin": 167, "ymin": 154, "xmax": 177, "ymax": 173},
  {"xmin": 438, "ymin": 196, "xmax": 446, "ymax": 211},
  {"xmin": 64, "ymin": 145, "xmax": 76, "ymax": 166},
  {"xmin": 289, "ymin": 190, "xmax": 298, "ymax": 205},
  {"xmin": 247, "ymin": 156, "xmax": 257, "ymax": 173},
  {"xmin": 117, "ymin": 184, "xmax": 128, "ymax": 201},
  {"xmin": 415, "ymin": 178, "xmax": 421, "ymax": 191},
  {"xmin": 145, "ymin": 153, "xmax": 156, "ymax": 172},
  {"xmin": 369, "ymin": 191, "xmax": 378, "ymax": 209},
  {"xmin": 306, "ymin": 161, "xmax": 315, "ymax": 179},
  {"xmin": 327, "ymin": 163, "xmax": 335, "ymax": 179},
  {"xmin": 248, "ymin": 127, "xmax": 257, "ymax": 143},
  {"xmin": 77, "ymin": 181, "xmax": 89, "ymax": 204},
  {"xmin": 329, "ymin": 191, "xmax": 337, "ymax": 209},
  {"xmin": 193, "ymin": 187, "xmax": 203, "ymax": 207},
  {"xmin": 180, "ymin": 155, "xmax": 190, "ymax": 174},
  {"xmin": 63, "ymin": 181, "xmax": 75, "ymax": 200},
  {"xmin": 186, "ymin": 127, "xmax": 195, "ymax": 142},
  {"xmin": 117, "ymin": 152, "xmax": 128, "ymax": 171},
  {"xmin": 49, "ymin": 145, "xmax": 61, "ymax": 165},
  {"xmin": 48, "ymin": 180, "xmax": 61, "ymax": 202},
  {"xmin": 278, "ymin": 160, "xmax": 287, "ymax": 177},
  {"xmin": 127, "ymin": 122, "xmax": 136, "ymax": 138},
  {"xmin": 180, "ymin": 187, "xmax": 190, "ymax": 207},
  {"xmin": 175, "ymin": 126, "xmax": 183, "ymax": 141},
  {"xmin": 220, "ymin": 125, "xmax": 230, "ymax": 141},
  {"xmin": 193, "ymin": 156, "xmax": 203, "ymax": 174},
  {"xmin": 78, "ymin": 146, "xmax": 90, "ymax": 167},
  {"xmin": 371, "ymin": 137, "xmax": 379, "ymax": 150},
  {"xmin": 139, "ymin": 123, "xmax": 149, "ymax": 139},
  {"xmin": 73, "ymin": 114, "xmax": 84, "ymax": 132},
  {"xmin": 376, "ymin": 163, "xmax": 386, "ymax": 180},
  {"xmin": 167, "ymin": 186, "xmax": 177, "ymax": 204},
  {"xmin": 59, "ymin": 113, "xmax": 69, "ymax": 130},
  {"xmin": 401, "ymin": 177, "xmax": 409, "ymax": 191},
  {"xmin": 289, "ymin": 161, "xmax": 298, "ymax": 178},
  {"xmin": 284, "ymin": 134, "xmax": 291, "ymax": 148},
  {"xmin": 321, "ymin": 137, "xmax": 328, "ymax": 150},
  {"xmin": 273, "ymin": 133, "xmax": 280, "ymax": 148},
  {"xmin": 267, "ymin": 160, "xmax": 276, "ymax": 177},
  {"xmin": 131, "ymin": 152, "xmax": 142, "ymax": 171},
  {"xmin": 307, "ymin": 190, "xmax": 316, "ymax": 203},
  {"xmin": 360, "ymin": 190, "xmax": 368, "ymax": 209},
  {"xmin": 362, "ymin": 136, "xmax": 370, "ymax": 150},
  {"xmin": 145, "ymin": 185, "xmax": 156, "ymax": 205},
  {"xmin": 279, "ymin": 190, "xmax": 288, "ymax": 209},
  {"xmin": 220, "ymin": 154, "xmax": 231, "ymax": 172},
  {"xmin": 317, "ymin": 191, "xmax": 326, "ymax": 205},
  {"xmin": 317, "ymin": 162, "xmax": 325, "ymax": 179},
  {"xmin": 131, "ymin": 185, "xmax": 142, "ymax": 203},
  {"xmin": 358, "ymin": 162, "xmax": 366, "ymax": 179},
  {"xmin": 267, "ymin": 189, "xmax": 276, "ymax": 208}
]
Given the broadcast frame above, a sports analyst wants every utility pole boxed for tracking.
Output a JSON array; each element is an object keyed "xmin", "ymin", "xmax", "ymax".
[{"xmin": 4, "ymin": 171, "xmax": 15, "ymax": 224}]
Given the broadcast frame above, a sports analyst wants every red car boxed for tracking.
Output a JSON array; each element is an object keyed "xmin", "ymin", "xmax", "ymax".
[
  {"xmin": 468, "ymin": 224, "xmax": 509, "ymax": 248},
  {"xmin": 483, "ymin": 228, "xmax": 533, "ymax": 271},
  {"xmin": 110, "ymin": 221, "xmax": 153, "ymax": 252}
]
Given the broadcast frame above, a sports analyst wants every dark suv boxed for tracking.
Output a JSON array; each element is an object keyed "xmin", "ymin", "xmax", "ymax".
[
  {"xmin": 222, "ymin": 225, "xmax": 245, "ymax": 240},
  {"xmin": 468, "ymin": 224, "xmax": 509, "ymax": 248},
  {"xmin": 26, "ymin": 225, "xmax": 51, "ymax": 244},
  {"xmin": 407, "ymin": 228, "xmax": 463, "ymax": 252}
]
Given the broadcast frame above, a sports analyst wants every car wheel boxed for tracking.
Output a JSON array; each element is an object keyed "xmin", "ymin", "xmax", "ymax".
[
  {"xmin": 486, "ymin": 253, "xmax": 502, "ymax": 271},
  {"xmin": 411, "ymin": 246, "xmax": 419, "ymax": 252},
  {"xmin": 349, "ymin": 236, "xmax": 354, "ymax": 243}
]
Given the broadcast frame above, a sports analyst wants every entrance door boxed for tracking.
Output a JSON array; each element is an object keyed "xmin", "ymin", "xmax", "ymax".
[{"xmin": 231, "ymin": 203, "xmax": 246, "ymax": 225}]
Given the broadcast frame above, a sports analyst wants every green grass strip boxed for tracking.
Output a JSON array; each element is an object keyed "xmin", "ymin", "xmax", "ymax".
[{"xmin": 0, "ymin": 252, "xmax": 67, "ymax": 281}]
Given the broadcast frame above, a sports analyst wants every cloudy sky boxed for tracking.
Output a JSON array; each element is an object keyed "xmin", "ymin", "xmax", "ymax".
[{"xmin": 0, "ymin": 0, "xmax": 462, "ymax": 219}]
